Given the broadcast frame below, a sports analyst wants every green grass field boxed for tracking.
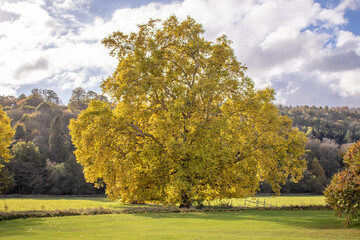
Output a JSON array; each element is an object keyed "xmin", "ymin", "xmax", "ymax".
[
  {"xmin": 0, "ymin": 196, "xmax": 358, "ymax": 239},
  {"xmin": 0, "ymin": 210, "xmax": 359, "ymax": 239},
  {"xmin": 0, "ymin": 195, "xmax": 326, "ymax": 212}
]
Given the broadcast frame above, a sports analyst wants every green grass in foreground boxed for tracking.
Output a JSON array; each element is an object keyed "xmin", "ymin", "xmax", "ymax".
[
  {"xmin": 0, "ymin": 195, "xmax": 326, "ymax": 212},
  {"xmin": 0, "ymin": 210, "xmax": 358, "ymax": 239}
]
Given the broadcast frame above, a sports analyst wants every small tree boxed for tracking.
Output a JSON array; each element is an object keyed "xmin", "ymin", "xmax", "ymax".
[
  {"xmin": 14, "ymin": 123, "xmax": 26, "ymax": 141},
  {"xmin": 68, "ymin": 87, "xmax": 87, "ymax": 111},
  {"xmin": 309, "ymin": 158, "xmax": 327, "ymax": 194},
  {"xmin": 325, "ymin": 141, "xmax": 360, "ymax": 226}
]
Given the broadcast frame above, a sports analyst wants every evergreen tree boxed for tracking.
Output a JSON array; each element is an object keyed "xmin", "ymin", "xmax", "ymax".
[
  {"xmin": 8, "ymin": 141, "xmax": 42, "ymax": 194},
  {"xmin": 14, "ymin": 123, "xmax": 26, "ymax": 141},
  {"xmin": 49, "ymin": 115, "xmax": 68, "ymax": 163}
]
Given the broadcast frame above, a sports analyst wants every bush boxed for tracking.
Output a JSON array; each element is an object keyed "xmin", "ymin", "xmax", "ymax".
[{"xmin": 324, "ymin": 141, "xmax": 360, "ymax": 226}]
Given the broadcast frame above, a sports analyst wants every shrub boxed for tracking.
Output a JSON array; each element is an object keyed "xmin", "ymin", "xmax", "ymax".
[{"xmin": 324, "ymin": 141, "xmax": 360, "ymax": 226}]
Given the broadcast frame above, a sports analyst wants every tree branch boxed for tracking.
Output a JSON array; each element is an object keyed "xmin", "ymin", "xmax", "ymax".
[
  {"xmin": 163, "ymin": 86, "xmax": 177, "ymax": 100},
  {"xmin": 128, "ymin": 122, "xmax": 162, "ymax": 145}
]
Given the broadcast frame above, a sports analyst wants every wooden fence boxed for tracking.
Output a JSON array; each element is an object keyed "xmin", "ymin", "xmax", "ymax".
[{"xmin": 244, "ymin": 198, "xmax": 277, "ymax": 208}]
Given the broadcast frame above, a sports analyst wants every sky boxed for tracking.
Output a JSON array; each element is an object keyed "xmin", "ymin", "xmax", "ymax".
[{"xmin": 0, "ymin": 0, "xmax": 360, "ymax": 106}]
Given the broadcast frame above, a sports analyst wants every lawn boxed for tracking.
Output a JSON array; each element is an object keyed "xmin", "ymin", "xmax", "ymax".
[
  {"xmin": 0, "ymin": 195, "xmax": 326, "ymax": 212},
  {"xmin": 0, "ymin": 210, "xmax": 359, "ymax": 239}
]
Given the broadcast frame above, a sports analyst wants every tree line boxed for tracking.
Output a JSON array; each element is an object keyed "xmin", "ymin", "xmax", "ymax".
[
  {"xmin": 0, "ymin": 88, "xmax": 107, "ymax": 195},
  {"xmin": 1, "ymin": 90, "xmax": 359, "ymax": 196},
  {"xmin": 268, "ymin": 105, "xmax": 360, "ymax": 194}
]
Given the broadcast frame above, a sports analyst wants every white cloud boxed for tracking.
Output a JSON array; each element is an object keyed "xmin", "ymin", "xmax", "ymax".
[
  {"xmin": 0, "ymin": 0, "xmax": 359, "ymax": 106},
  {"xmin": 0, "ymin": 0, "xmax": 115, "ymax": 97},
  {"xmin": 49, "ymin": 0, "xmax": 93, "ymax": 13}
]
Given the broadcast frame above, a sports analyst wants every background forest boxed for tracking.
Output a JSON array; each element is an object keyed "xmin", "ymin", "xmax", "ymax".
[{"xmin": 1, "ymin": 88, "xmax": 359, "ymax": 195}]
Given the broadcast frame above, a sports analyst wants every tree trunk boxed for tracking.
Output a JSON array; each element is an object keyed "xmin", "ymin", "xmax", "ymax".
[{"xmin": 179, "ymin": 191, "xmax": 192, "ymax": 208}]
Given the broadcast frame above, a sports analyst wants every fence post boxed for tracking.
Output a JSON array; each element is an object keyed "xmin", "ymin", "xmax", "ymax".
[
  {"xmin": 244, "ymin": 198, "xmax": 246, "ymax": 207},
  {"xmin": 263, "ymin": 200, "xmax": 265, "ymax": 207},
  {"xmin": 256, "ymin": 199, "xmax": 259, "ymax": 207}
]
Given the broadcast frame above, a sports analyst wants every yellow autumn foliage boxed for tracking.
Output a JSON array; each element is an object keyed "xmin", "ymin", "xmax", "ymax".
[
  {"xmin": 0, "ymin": 106, "xmax": 14, "ymax": 169},
  {"xmin": 69, "ymin": 16, "xmax": 307, "ymax": 207}
]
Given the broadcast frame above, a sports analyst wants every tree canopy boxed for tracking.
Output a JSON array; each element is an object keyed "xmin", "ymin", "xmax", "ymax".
[{"xmin": 70, "ymin": 16, "xmax": 307, "ymax": 207}]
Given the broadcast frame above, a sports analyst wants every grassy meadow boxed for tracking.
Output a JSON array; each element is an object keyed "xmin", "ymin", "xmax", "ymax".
[
  {"xmin": 207, "ymin": 195, "xmax": 326, "ymax": 208},
  {"xmin": 0, "ymin": 210, "xmax": 359, "ymax": 239},
  {"xmin": 0, "ymin": 195, "xmax": 326, "ymax": 212},
  {"xmin": 0, "ymin": 196, "xmax": 126, "ymax": 212}
]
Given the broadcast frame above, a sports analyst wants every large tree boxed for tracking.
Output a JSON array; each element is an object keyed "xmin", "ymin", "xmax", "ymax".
[{"xmin": 69, "ymin": 16, "xmax": 307, "ymax": 207}]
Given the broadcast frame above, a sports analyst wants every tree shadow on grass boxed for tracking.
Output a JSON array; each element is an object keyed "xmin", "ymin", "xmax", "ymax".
[
  {"xmin": 0, "ymin": 218, "xmax": 45, "ymax": 238},
  {"xmin": 0, "ymin": 210, "xmax": 358, "ymax": 239},
  {"xmin": 138, "ymin": 210, "xmax": 360, "ymax": 230}
]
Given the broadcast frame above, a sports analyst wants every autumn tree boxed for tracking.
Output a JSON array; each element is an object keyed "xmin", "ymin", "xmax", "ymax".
[
  {"xmin": 42, "ymin": 89, "xmax": 60, "ymax": 105},
  {"xmin": 311, "ymin": 158, "xmax": 326, "ymax": 179},
  {"xmin": 22, "ymin": 92, "xmax": 44, "ymax": 107},
  {"xmin": 68, "ymin": 87, "xmax": 87, "ymax": 111},
  {"xmin": 18, "ymin": 94, "xmax": 27, "ymax": 101},
  {"xmin": 305, "ymin": 138, "xmax": 342, "ymax": 178},
  {"xmin": 0, "ymin": 106, "xmax": 14, "ymax": 193},
  {"xmin": 68, "ymin": 87, "xmax": 107, "ymax": 111},
  {"xmin": 69, "ymin": 16, "xmax": 307, "ymax": 207},
  {"xmin": 309, "ymin": 158, "xmax": 327, "ymax": 194},
  {"xmin": 325, "ymin": 141, "xmax": 360, "ymax": 226},
  {"xmin": 0, "ymin": 106, "xmax": 14, "ymax": 169}
]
